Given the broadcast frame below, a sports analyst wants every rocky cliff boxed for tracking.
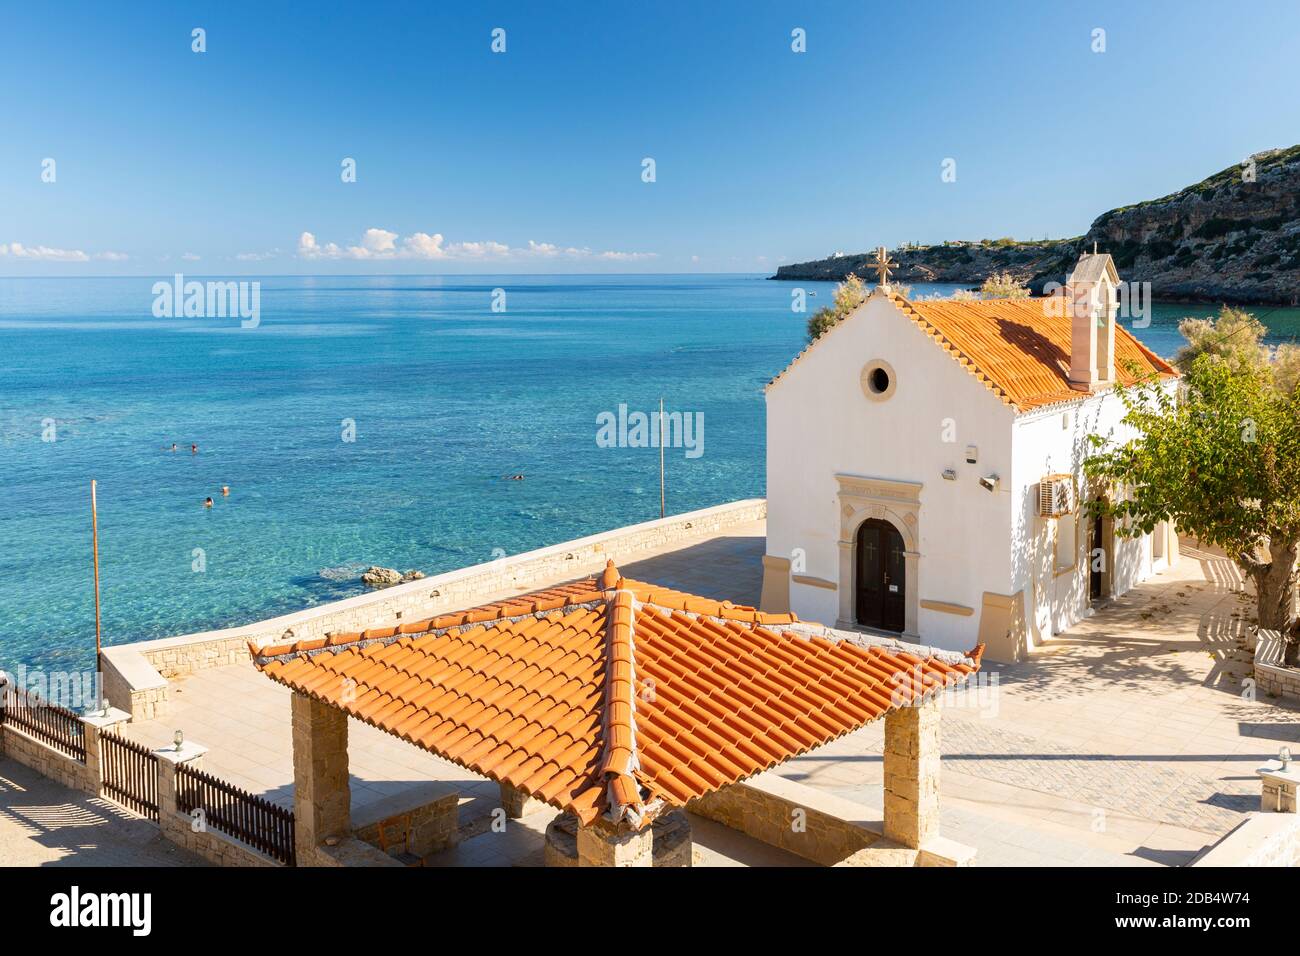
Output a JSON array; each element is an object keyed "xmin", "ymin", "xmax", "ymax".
[{"xmin": 773, "ymin": 145, "xmax": 1300, "ymax": 304}]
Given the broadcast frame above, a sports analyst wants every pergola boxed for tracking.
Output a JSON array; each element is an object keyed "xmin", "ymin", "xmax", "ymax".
[{"xmin": 250, "ymin": 561, "xmax": 983, "ymax": 866}]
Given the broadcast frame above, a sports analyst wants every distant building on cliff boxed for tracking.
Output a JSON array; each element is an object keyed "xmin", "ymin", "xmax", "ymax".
[{"xmin": 760, "ymin": 253, "xmax": 1179, "ymax": 661}]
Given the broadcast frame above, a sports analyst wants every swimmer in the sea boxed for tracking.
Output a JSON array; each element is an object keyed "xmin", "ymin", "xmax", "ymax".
[{"xmin": 204, "ymin": 497, "xmax": 214, "ymax": 508}]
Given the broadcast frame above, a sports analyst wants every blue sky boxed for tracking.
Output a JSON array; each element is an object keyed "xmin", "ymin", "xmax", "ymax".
[{"xmin": 2, "ymin": 0, "xmax": 1298, "ymax": 275}]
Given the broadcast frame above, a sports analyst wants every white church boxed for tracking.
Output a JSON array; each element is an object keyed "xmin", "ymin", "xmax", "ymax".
[{"xmin": 760, "ymin": 253, "xmax": 1180, "ymax": 662}]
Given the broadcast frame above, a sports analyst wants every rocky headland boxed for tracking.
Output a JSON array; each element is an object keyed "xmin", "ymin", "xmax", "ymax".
[{"xmin": 773, "ymin": 145, "xmax": 1300, "ymax": 305}]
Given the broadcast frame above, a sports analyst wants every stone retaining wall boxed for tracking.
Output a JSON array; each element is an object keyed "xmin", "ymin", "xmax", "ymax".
[
  {"xmin": 1255, "ymin": 629, "xmax": 1300, "ymax": 703},
  {"xmin": 688, "ymin": 770, "xmax": 883, "ymax": 865},
  {"xmin": 158, "ymin": 808, "xmax": 281, "ymax": 867},
  {"xmin": 688, "ymin": 770, "xmax": 974, "ymax": 867},
  {"xmin": 101, "ymin": 499, "xmax": 765, "ymax": 718},
  {"xmin": 0, "ymin": 726, "xmax": 91, "ymax": 793},
  {"xmin": 353, "ymin": 793, "xmax": 459, "ymax": 859}
]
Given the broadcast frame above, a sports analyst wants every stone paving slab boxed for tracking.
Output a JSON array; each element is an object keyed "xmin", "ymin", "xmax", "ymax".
[{"xmin": 0, "ymin": 757, "xmax": 207, "ymax": 867}]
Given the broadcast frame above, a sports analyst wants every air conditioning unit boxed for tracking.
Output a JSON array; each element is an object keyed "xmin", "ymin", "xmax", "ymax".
[{"xmin": 1038, "ymin": 475, "xmax": 1074, "ymax": 517}]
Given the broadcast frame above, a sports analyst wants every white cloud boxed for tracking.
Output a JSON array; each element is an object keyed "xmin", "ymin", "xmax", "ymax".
[
  {"xmin": 297, "ymin": 227, "xmax": 655, "ymax": 263},
  {"xmin": 181, "ymin": 252, "xmax": 201, "ymax": 261},
  {"xmin": 5, "ymin": 242, "xmax": 91, "ymax": 262},
  {"xmin": 235, "ymin": 249, "xmax": 280, "ymax": 262},
  {"xmin": 598, "ymin": 250, "xmax": 657, "ymax": 261},
  {"xmin": 0, "ymin": 242, "xmax": 128, "ymax": 262}
]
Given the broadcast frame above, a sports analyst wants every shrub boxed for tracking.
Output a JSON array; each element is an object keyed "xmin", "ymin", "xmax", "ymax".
[
  {"xmin": 805, "ymin": 273, "xmax": 868, "ymax": 341},
  {"xmin": 979, "ymin": 271, "xmax": 1030, "ymax": 299}
]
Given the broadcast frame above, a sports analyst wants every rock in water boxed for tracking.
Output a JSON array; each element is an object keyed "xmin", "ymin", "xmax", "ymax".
[
  {"xmin": 401, "ymin": 570, "xmax": 426, "ymax": 582},
  {"xmin": 361, "ymin": 566, "xmax": 403, "ymax": 587}
]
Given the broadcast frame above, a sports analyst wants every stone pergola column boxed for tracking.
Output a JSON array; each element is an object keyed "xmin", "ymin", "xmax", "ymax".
[
  {"xmin": 883, "ymin": 696, "xmax": 940, "ymax": 848},
  {"xmin": 499, "ymin": 782, "xmax": 547, "ymax": 818},
  {"xmin": 291, "ymin": 692, "xmax": 351, "ymax": 864},
  {"xmin": 575, "ymin": 819, "xmax": 653, "ymax": 867}
]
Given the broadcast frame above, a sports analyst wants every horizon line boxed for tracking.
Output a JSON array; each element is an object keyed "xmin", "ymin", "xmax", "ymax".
[{"xmin": 0, "ymin": 270, "xmax": 780, "ymax": 281}]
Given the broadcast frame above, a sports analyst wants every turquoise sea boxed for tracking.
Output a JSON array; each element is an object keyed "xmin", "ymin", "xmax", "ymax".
[{"xmin": 3, "ymin": 274, "xmax": 1298, "ymax": 679}]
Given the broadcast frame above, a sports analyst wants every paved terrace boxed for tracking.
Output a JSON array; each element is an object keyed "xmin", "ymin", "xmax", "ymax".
[
  {"xmin": 0, "ymin": 758, "xmax": 207, "ymax": 867},
  {"xmin": 120, "ymin": 520, "xmax": 1300, "ymax": 866}
]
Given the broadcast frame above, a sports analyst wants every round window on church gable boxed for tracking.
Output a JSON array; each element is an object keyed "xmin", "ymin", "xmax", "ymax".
[{"xmin": 861, "ymin": 359, "xmax": 897, "ymax": 401}]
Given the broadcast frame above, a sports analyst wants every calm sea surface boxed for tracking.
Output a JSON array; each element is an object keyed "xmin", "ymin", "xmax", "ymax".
[{"xmin": 3, "ymin": 274, "xmax": 1297, "ymax": 678}]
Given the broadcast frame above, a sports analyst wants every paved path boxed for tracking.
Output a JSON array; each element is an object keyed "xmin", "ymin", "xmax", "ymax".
[
  {"xmin": 0, "ymin": 757, "xmax": 206, "ymax": 866},
  {"xmin": 780, "ymin": 544, "xmax": 1300, "ymax": 865}
]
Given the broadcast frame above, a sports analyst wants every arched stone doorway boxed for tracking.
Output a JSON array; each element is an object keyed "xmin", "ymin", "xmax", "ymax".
[
  {"xmin": 835, "ymin": 474, "xmax": 921, "ymax": 640},
  {"xmin": 855, "ymin": 518, "xmax": 907, "ymax": 632}
]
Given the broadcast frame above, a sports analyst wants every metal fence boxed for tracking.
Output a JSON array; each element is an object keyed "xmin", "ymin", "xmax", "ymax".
[
  {"xmin": 175, "ymin": 762, "xmax": 296, "ymax": 866},
  {"xmin": 99, "ymin": 730, "xmax": 159, "ymax": 821},
  {"xmin": 0, "ymin": 687, "xmax": 86, "ymax": 761}
]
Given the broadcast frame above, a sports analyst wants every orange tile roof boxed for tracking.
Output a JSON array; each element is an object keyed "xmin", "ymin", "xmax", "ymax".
[
  {"xmin": 250, "ymin": 562, "xmax": 983, "ymax": 829},
  {"xmin": 769, "ymin": 292, "xmax": 1176, "ymax": 412},
  {"xmin": 897, "ymin": 297, "xmax": 1176, "ymax": 410}
]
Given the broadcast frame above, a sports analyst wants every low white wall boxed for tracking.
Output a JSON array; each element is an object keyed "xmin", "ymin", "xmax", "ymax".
[
  {"xmin": 101, "ymin": 499, "xmax": 766, "ymax": 717},
  {"xmin": 1193, "ymin": 813, "xmax": 1300, "ymax": 867}
]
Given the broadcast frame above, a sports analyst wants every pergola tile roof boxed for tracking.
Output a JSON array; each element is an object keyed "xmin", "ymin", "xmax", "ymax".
[{"xmin": 251, "ymin": 562, "xmax": 983, "ymax": 828}]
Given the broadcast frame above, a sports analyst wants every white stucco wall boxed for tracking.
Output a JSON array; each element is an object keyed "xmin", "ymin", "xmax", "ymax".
[
  {"xmin": 766, "ymin": 292, "xmax": 1016, "ymax": 652},
  {"xmin": 767, "ymin": 291, "xmax": 1178, "ymax": 654},
  {"xmin": 1010, "ymin": 381, "xmax": 1176, "ymax": 642}
]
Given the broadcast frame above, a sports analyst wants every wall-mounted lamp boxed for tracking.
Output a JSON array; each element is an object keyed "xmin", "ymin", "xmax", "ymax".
[
  {"xmin": 942, "ymin": 469, "xmax": 957, "ymax": 481},
  {"xmin": 979, "ymin": 474, "xmax": 1000, "ymax": 493}
]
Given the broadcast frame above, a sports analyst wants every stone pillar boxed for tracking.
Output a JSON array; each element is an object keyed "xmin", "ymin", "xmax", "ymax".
[
  {"xmin": 576, "ymin": 819, "xmax": 653, "ymax": 867},
  {"xmin": 154, "ymin": 739, "xmax": 208, "ymax": 839},
  {"xmin": 1258, "ymin": 760, "xmax": 1299, "ymax": 813},
  {"xmin": 79, "ymin": 705, "xmax": 132, "ymax": 796},
  {"xmin": 499, "ymin": 782, "xmax": 547, "ymax": 818},
  {"xmin": 291, "ymin": 692, "xmax": 351, "ymax": 865},
  {"xmin": 883, "ymin": 696, "xmax": 940, "ymax": 848}
]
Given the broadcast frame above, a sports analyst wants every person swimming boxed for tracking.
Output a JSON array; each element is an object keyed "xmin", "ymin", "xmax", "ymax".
[
  {"xmin": 191, "ymin": 444, "xmax": 198, "ymax": 454},
  {"xmin": 221, "ymin": 486, "xmax": 230, "ymax": 497},
  {"xmin": 169, "ymin": 443, "xmax": 178, "ymax": 452},
  {"xmin": 204, "ymin": 497, "xmax": 214, "ymax": 508}
]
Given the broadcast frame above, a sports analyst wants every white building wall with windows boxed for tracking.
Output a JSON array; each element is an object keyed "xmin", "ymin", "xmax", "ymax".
[{"xmin": 1010, "ymin": 390, "xmax": 1172, "ymax": 644}]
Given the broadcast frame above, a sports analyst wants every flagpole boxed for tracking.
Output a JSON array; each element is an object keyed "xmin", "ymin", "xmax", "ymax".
[
  {"xmin": 659, "ymin": 398, "xmax": 666, "ymax": 520},
  {"xmin": 91, "ymin": 479, "xmax": 102, "ymax": 667}
]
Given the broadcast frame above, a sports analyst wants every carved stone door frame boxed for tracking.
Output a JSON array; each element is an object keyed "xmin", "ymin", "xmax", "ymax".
[{"xmin": 836, "ymin": 474, "xmax": 922, "ymax": 640}]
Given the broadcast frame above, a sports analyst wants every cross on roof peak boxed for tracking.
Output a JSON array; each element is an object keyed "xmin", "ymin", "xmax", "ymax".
[{"xmin": 873, "ymin": 246, "xmax": 895, "ymax": 288}]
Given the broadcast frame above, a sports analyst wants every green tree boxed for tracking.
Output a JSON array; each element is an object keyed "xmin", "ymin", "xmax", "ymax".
[{"xmin": 1085, "ymin": 308, "xmax": 1300, "ymax": 654}]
